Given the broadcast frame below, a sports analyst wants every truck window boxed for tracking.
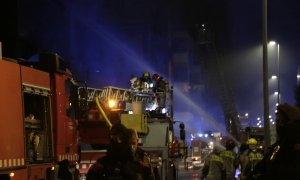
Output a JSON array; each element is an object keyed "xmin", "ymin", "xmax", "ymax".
[{"xmin": 65, "ymin": 79, "xmax": 79, "ymax": 119}]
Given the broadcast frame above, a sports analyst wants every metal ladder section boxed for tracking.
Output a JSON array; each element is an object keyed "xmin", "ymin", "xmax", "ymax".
[
  {"xmin": 102, "ymin": 86, "xmax": 156, "ymax": 105},
  {"xmin": 78, "ymin": 87, "xmax": 103, "ymax": 102},
  {"xmin": 78, "ymin": 86, "xmax": 130, "ymax": 102},
  {"xmin": 100, "ymin": 86, "xmax": 130, "ymax": 101},
  {"xmin": 78, "ymin": 86, "xmax": 155, "ymax": 103}
]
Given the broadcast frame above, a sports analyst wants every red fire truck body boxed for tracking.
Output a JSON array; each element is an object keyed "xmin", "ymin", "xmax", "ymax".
[{"xmin": 0, "ymin": 55, "xmax": 79, "ymax": 180}]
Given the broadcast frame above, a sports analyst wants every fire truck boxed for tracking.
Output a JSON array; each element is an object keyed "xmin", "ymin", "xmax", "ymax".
[
  {"xmin": 191, "ymin": 139, "xmax": 202, "ymax": 169},
  {"xmin": 0, "ymin": 53, "xmax": 79, "ymax": 179},
  {"xmin": 0, "ymin": 52, "xmax": 177, "ymax": 179},
  {"xmin": 191, "ymin": 139, "xmax": 201, "ymax": 162}
]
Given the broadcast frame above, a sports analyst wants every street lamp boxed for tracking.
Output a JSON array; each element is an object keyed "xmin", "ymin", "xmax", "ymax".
[
  {"xmin": 271, "ymin": 75, "xmax": 277, "ymax": 80},
  {"xmin": 269, "ymin": 41, "xmax": 280, "ymax": 104}
]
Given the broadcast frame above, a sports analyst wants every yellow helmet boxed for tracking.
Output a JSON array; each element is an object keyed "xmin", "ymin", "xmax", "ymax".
[
  {"xmin": 247, "ymin": 138, "xmax": 257, "ymax": 145},
  {"xmin": 143, "ymin": 72, "xmax": 150, "ymax": 77}
]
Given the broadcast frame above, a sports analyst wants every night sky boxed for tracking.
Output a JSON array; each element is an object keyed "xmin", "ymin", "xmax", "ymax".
[{"xmin": 1, "ymin": 0, "xmax": 300, "ymax": 136}]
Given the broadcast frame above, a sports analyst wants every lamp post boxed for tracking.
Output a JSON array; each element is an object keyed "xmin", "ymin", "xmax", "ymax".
[
  {"xmin": 277, "ymin": 43, "xmax": 280, "ymax": 104},
  {"xmin": 262, "ymin": 0, "xmax": 271, "ymax": 148},
  {"xmin": 297, "ymin": 65, "xmax": 300, "ymax": 85}
]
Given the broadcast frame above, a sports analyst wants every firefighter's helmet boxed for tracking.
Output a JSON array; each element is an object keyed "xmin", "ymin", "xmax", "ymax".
[
  {"xmin": 247, "ymin": 138, "xmax": 257, "ymax": 145},
  {"xmin": 225, "ymin": 139, "xmax": 236, "ymax": 150},
  {"xmin": 143, "ymin": 72, "xmax": 150, "ymax": 77},
  {"xmin": 247, "ymin": 138, "xmax": 258, "ymax": 151},
  {"xmin": 152, "ymin": 73, "xmax": 160, "ymax": 81},
  {"xmin": 110, "ymin": 123, "xmax": 130, "ymax": 145},
  {"xmin": 213, "ymin": 144, "xmax": 224, "ymax": 154}
]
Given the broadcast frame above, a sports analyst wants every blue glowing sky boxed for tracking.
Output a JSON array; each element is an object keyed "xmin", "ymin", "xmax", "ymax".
[{"xmin": 14, "ymin": 0, "xmax": 227, "ymax": 134}]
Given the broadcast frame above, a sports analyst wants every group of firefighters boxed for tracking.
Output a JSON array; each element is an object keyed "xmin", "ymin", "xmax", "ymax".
[
  {"xmin": 130, "ymin": 72, "xmax": 169, "ymax": 93},
  {"xmin": 130, "ymin": 72, "xmax": 169, "ymax": 109},
  {"xmin": 201, "ymin": 103, "xmax": 300, "ymax": 180},
  {"xmin": 201, "ymin": 137, "xmax": 263, "ymax": 180}
]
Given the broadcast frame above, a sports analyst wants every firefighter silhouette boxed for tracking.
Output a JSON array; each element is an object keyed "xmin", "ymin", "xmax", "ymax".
[
  {"xmin": 152, "ymin": 73, "xmax": 168, "ymax": 108},
  {"xmin": 139, "ymin": 72, "xmax": 153, "ymax": 91},
  {"xmin": 29, "ymin": 131, "xmax": 40, "ymax": 160},
  {"xmin": 130, "ymin": 76, "xmax": 142, "ymax": 91}
]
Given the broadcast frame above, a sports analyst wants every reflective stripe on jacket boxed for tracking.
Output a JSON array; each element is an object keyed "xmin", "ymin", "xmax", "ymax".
[
  {"xmin": 221, "ymin": 150, "xmax": 238, "ymax": 180},
  {"xmin": 206, "ymin": 154, "xmax": 225, "ymax": 180}
]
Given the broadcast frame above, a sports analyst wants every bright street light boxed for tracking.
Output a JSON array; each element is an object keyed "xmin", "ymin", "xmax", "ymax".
[
  {"xmin": 269, "ymin": 41, "xmax": 280, "ymax": 104},
  {"xmin": 269, "ymin": 41, "xmax": 276, "ymax": 46},
  {"xmin": 271, "ymin": 75, "xmax": 277, "ymax": 79}
]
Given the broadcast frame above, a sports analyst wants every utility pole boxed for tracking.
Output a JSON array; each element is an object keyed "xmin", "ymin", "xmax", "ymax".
[
  {"xmin": 277, "ymin": 44, "xmax": 280, "ymax": 104},
  {"xmin": 297, "ymin": 65, "xmax": 300, "ymax": 85},
  {"xmin": 263, "ymin": 0, "xmax": 271, "ymax": 149}
]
